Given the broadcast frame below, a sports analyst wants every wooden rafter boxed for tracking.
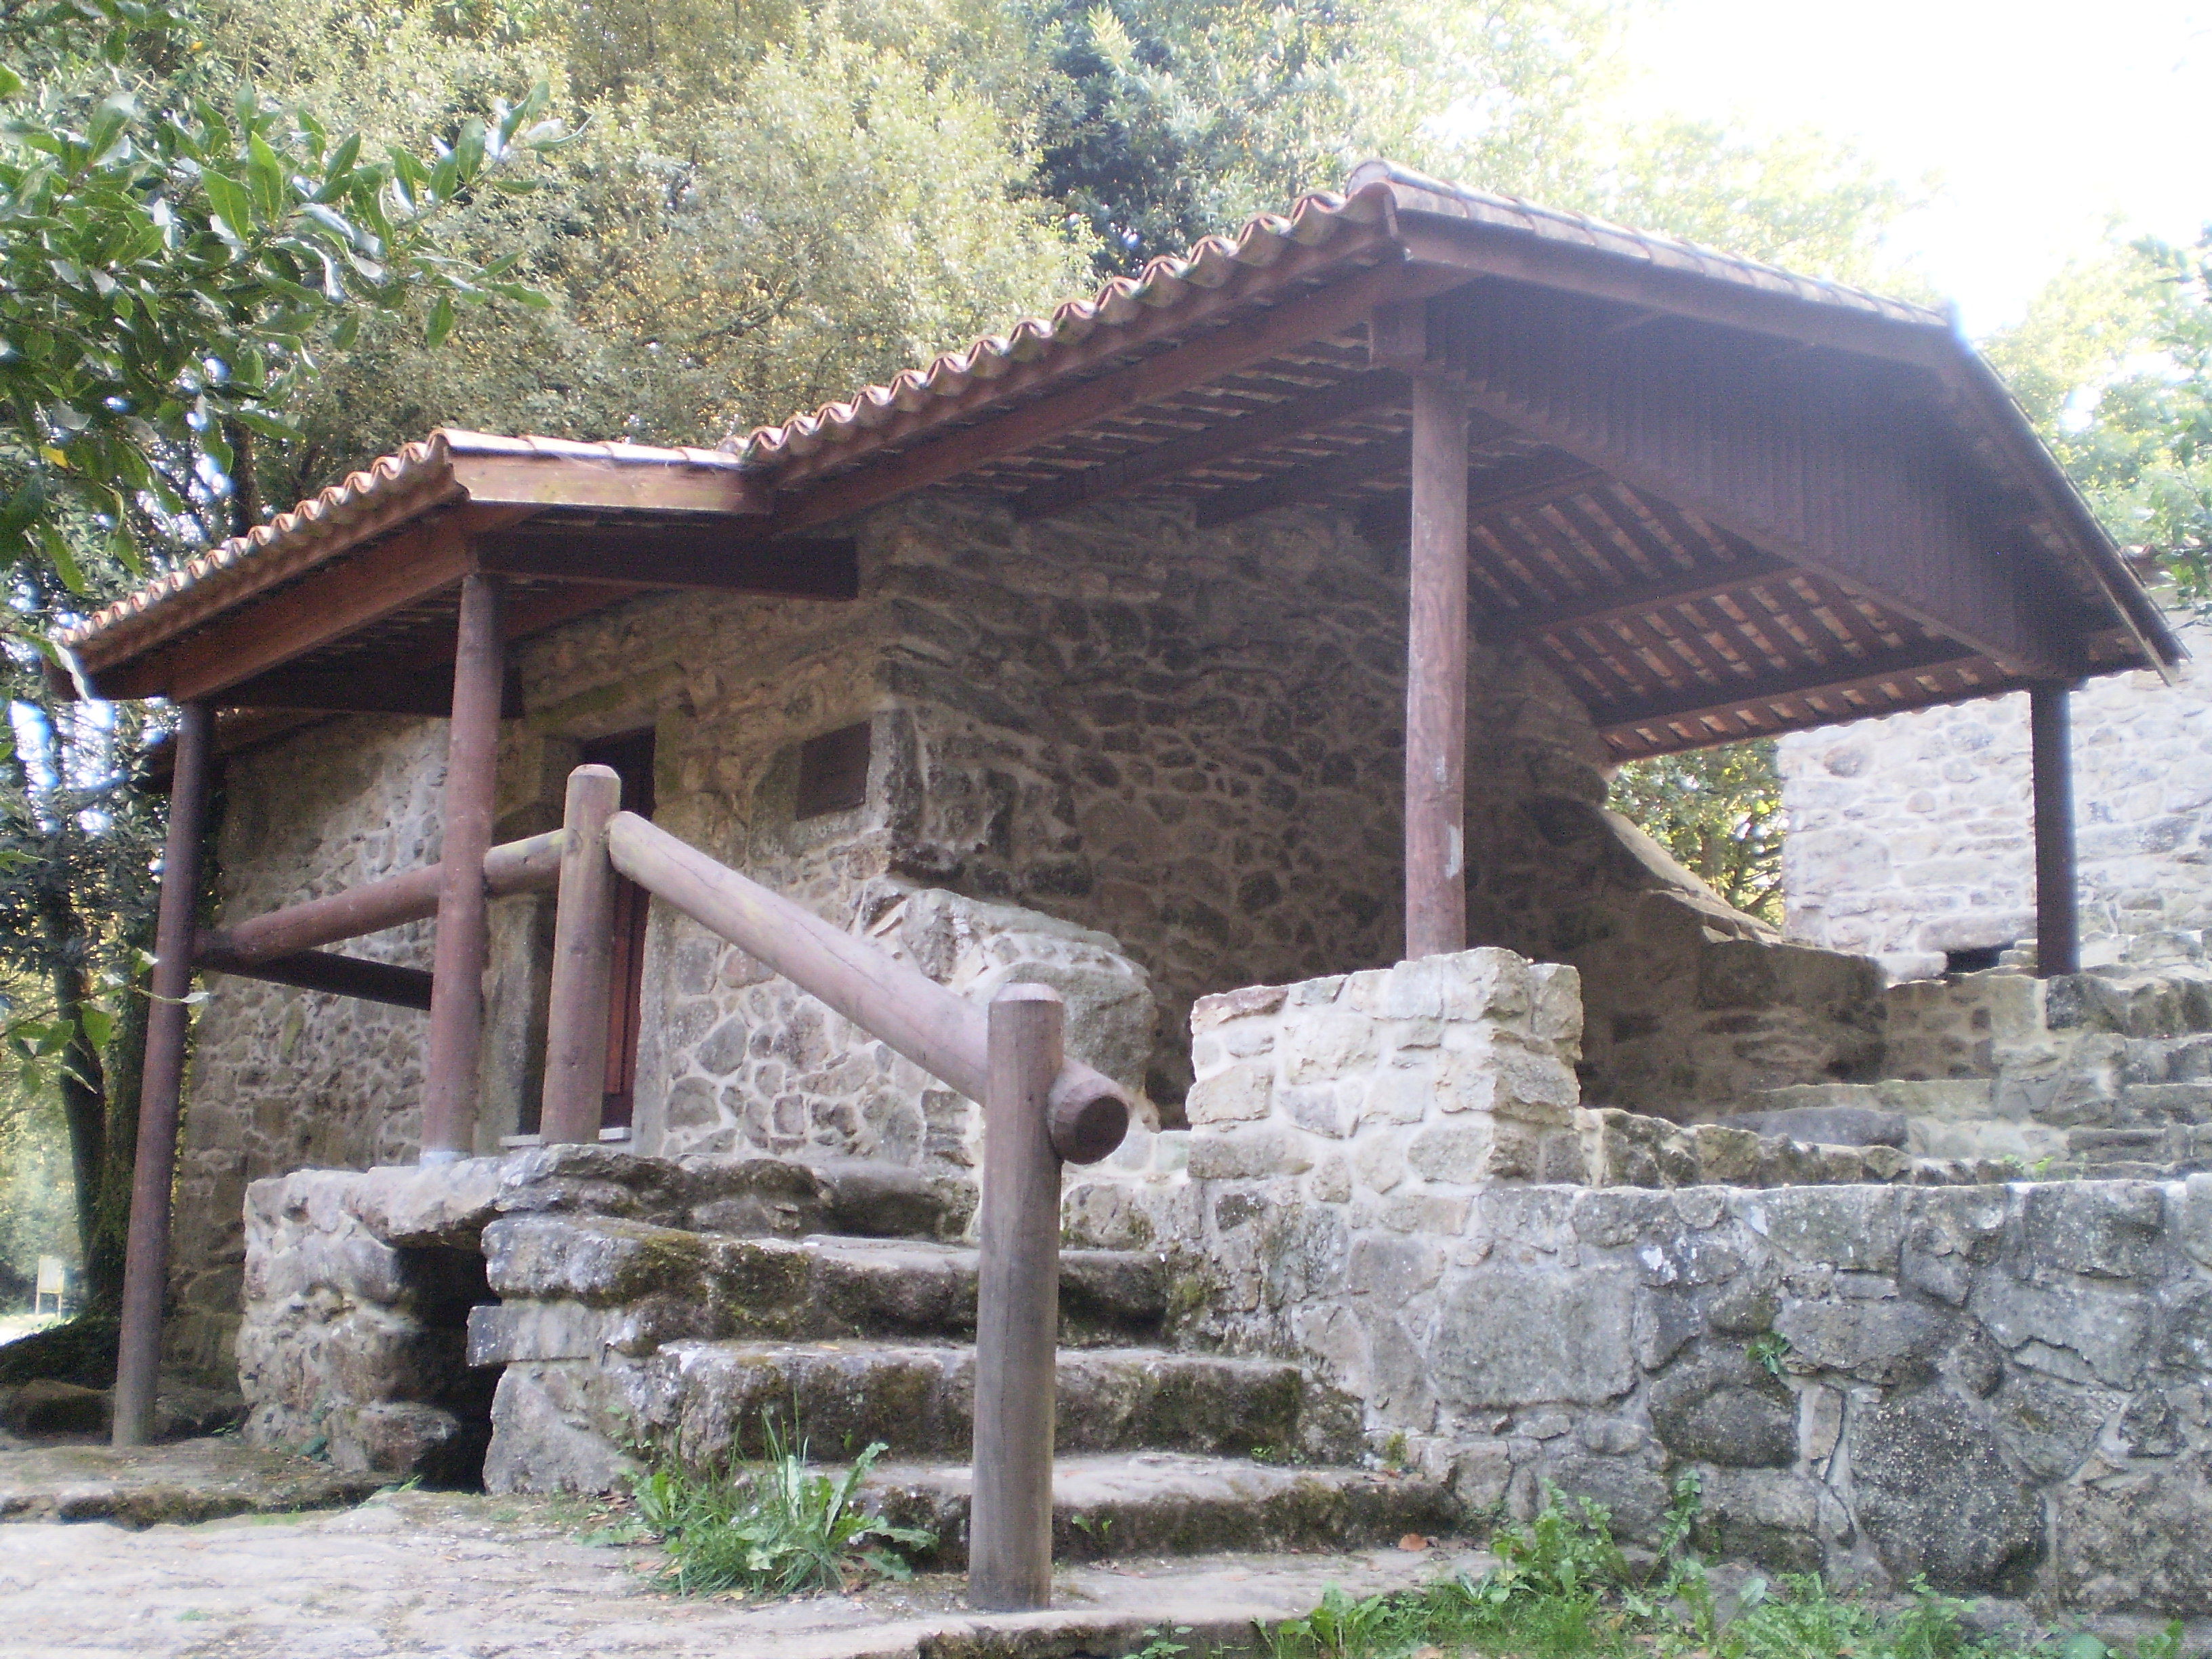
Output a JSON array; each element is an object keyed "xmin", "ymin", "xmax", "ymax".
[
  {"xmin": 760, "ymin": 261, "xmax": 1473, "ymax": 539},
  {"xmin": 1194, "ymin": 435, "xmax": 1412, "ymax": 527},
  {"xmin": 1005, "ymin": 370, "xmax": 1404, "ymax": 521},
  {"xmin": 1589, "ymin": 636, "xmax": 1973, "ymax": 733},
  {"xmin": 767, "ymin": 226, "xmax": 1409, "ymax": 493},
  {"xmin": 1358, "ymin": 451, "xmax": 1605, "ymax": 543}
]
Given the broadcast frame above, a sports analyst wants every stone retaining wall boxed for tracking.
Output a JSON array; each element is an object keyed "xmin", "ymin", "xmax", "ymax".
[{"xmin": 1067, "ymin": 950, "xmax": 2212, "ymax": 1617}]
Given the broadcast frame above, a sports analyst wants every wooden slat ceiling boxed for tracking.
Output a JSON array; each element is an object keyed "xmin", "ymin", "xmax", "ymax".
[
  {"xmin": 901, "ymin": 322, "xmax": 2098, "ymax": 762},
  {"xmin": 173, "ymin": 312, "xmax": 2137, "ymax": 762},
  {"xmin": 202, "ymin": 326, "xmax": 2116, "ymax": 756}
]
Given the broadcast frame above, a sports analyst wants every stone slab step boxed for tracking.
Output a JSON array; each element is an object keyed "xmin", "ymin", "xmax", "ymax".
[
  {"xmin": 0, "ymin": 1437, "xmax": 387, "ymax": 1528},
  {"xmin": 865, "ymin": 1452, "xmax": 1457, "ymax": 1570},
  {"xmin": 475, "ymin": 1215, "xmax": 1165, "ymax": 1350},
  {"xmin": 630, "ymin": 1339, "xmax": 1354, "ymax": 1466}
]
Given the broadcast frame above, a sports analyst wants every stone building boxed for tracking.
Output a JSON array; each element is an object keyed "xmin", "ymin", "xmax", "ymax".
[
  {"xmin": 62, "ymin": 165, "xmax": 2212, "ymax": 1618},
  {"xmin": 1782, "ymin": 602, "xmax": 2212, "ymax": 980}
]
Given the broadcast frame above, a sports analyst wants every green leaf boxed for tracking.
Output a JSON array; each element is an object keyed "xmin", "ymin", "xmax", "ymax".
[
  {"xmin": 202, "ymin": 169, "xmax": 253, "ymax": 237},
  {"xmin": 246, "ymin": 129, "xmax": 287, "ymax": 220},
  {"xmin": 424, "ymin": 291, "xmax": 455, "ymax": 348},
  {"xmin": 37, "ymin": 523, "xmax": 88, "ymax": 596},
  {"xmin": 451, "ymin": 117, "xmax": 487, "ymax": 184},
  {"xmin": 79, "ymin": 1005, "xmax": 114, "ymax": 1050},
  {"xmin": 230, "ymin": 407, "xmax": 301, "ymax": 441},
  {"xmin": 0, "ymin": 64, "xmax": 24, "ymax": 99}
]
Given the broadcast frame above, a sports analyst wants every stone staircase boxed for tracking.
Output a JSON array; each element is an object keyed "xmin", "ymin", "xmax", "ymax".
[
  {"xmin": 466, "ymin": 1160, "xmax": 1452, "ymax": 1568},
  {"xmin": 1705, "ymin": 964, "xmax": 2212, "ymax": 1179}
]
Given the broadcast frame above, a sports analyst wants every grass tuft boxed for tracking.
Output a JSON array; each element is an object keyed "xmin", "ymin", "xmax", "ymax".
[
  {"xmin": 1251, "ymin": 1479, "xmax": 2191, "ymax": 1659},
  {"xmin": 624, "ymin": 1417, "xmax": 934, "ymax": 1599}
]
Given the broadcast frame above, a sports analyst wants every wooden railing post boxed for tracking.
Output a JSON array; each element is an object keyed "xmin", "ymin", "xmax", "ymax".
[
  {"xmin": 114, "ymin": 702, "xmax": 213, "ymax": 1447},
  {"xmin": 539, "ymin": 765, "xmax": 622, "ymax": 1144},
  {"xmin": 422, "ymin": 568, "xmax": 504, "ymax": 1162},
  {"xmin": 969, "ymin": 983, "xmax": 1065, "ymax": 1612}
]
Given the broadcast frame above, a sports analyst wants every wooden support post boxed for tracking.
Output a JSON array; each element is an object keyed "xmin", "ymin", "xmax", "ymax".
[
  {"xmin": 539, "ymin": 765, "xmax": 622, "ymax": 1145},
  {"xmin": 1404, "ymin": 372, "xmax": 1471, "ymax": 960},
  {"xmin": 113, "ymin": 703, "xmax": 213, "ymax": 1448},
  {"xmin": 421, "ymin": 570, "xmax": 505, "ymax": 1162},
  {"xmin": 968, "ymin": 983, "xmax": 1064, "ymax": 1613},
  {"xmin": 2030, "ymin": 680, "xmax": 2081, "ymax": 978}
]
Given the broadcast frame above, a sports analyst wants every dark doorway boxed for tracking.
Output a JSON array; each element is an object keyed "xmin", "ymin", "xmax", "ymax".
[{"xmin": 579, "ymin": 729, "xmax": 657, "ymax": 1132}]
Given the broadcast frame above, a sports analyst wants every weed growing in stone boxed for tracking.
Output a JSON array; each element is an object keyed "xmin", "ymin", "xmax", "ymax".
[
  {"xmin": 1252, "ymin": 1485, "xmax": 2190, "ymax": 1659},
  {"xmin": 626, "ymin": 1422, "xmax": 935, "ymax": 1598}
]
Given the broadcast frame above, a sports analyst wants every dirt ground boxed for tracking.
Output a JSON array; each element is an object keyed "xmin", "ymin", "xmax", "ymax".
[{"xmin": 0, "ymin": 1486, "xmax": 1479, "ymax": 1659}]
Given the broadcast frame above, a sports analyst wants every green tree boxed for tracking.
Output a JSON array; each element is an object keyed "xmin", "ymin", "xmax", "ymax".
[
  {"xmin": 0, "ymin": 0, "xmax": 562, "ymax": 600},
  {"xmin": 1986, "ymin": 230, "xmax": 2212, "ymax": 602},
  {"xmin": 1610, "ymin": 740, "xmax": 1786, "ymax": 925},
  {"xmin": 0, "ymin": 0, "xmax": 560, "ymax": 1374},
  {"xmin": 201, "ymin": 0, "xmax": 1093, "ymax": 489}
]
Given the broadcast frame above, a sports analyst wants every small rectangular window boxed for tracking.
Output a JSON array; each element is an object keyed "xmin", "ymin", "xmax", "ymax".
[{"xmin": 796, "ymin": 722, "xmax": 871, "ymax": 819}]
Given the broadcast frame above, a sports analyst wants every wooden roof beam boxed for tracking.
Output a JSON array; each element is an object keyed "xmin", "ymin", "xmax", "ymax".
[
  {"xmin": 213, "ymin": 663, "xmax": 524, "ymax": 719},
  {"xmin": 1006, "ymin": 370, "xmax": 1405, "ymax": 522},
  {"xmin": 1588, "ymin": 636, "xmax": 1977, "ymax": 735},
  {"xmin": 95, "ymin": 522, "xmax": 476, "ymax": 702},
  {"xmin": 758, "ymin": 260, "xmax": 1477, "ymax": 539},
  {"xmin": 449, "ymin": 450, "xmax": 774, "ymax": 517},
  {"xmin": 1391, "ymin": 215, "xmax": 1959, "ymax": 371},
  {"xmin": 1194, "ymin": 435, "xmax": 1410, "ymax": 527},
  {"xmin": 1485, "ymin": 553, "xmax": 1797, "ymax": 641},
  {"xmin": 478, "ymin": 533, "xmax": 859, "ymax": 596},
  {"xmin": 1357, "ymin": 451, "xmax": 1606, "ymax": 542}
]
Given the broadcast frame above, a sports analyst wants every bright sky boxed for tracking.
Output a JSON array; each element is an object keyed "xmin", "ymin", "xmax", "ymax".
[{"xmin": 1611, "ymin": 0, "xmax": 2212, "ymax": 335}]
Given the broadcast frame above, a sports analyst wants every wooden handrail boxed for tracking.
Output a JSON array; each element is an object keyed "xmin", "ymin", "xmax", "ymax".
[
  {"xmin": 194, "ymin": 829, "xmax": 565, "ymax": 966},
  {"xmin": 605, "ymin": 811, "xmax": 1131, "ymax": 1165},
  {"xmin": 194, "ymin": 944, "xmax": 434, "ymax": 1010}
]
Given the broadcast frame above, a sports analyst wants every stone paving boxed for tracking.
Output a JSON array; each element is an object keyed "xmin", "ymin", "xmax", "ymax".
[
  {"xmin": 0, "ymin": 1481, "xmax": 1480, "ymax": 1659},
  {"xmin": 0, "ymin": 1437, "xmax": 384, "ymax": 1527}
]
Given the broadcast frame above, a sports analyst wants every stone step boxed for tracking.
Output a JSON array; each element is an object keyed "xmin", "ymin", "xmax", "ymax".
[
  {"xmin": 862, "ymin": 1452, "xmax": 1456, "ymax": 1570},
  {"xmin": 2120, "ymin": 1033, "xmax": 2212, "ymax": 1085},
  {"xmin": 628, "ymin": 1339, "xmax": 1355, "ymax": 1467},
  {"xmin": 2049, "ymin": 969, "xmax": 2212, "ymax": 1040},
  {"xmin": 475, "ymin": 1215, "xmax": 1166, "ymax": 1350}
]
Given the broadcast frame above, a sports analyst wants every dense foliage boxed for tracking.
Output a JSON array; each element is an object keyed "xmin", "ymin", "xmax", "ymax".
[
  {"xmin": 1610, "ymin": 741, "xmax": 1786, "ymax": 925},
  {"xmin": 1986, "ymin": 230, "xmax": 2212, "ymax": 606},
  {"xmin": 0, "ymin": 0, "xmax": 559, "ymax": 1312}
]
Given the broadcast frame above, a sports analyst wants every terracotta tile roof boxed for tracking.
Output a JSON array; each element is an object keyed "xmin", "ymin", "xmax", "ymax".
[
  {"xmin": 60, "ymin": 163, "xmax": 1970, "ymax": 673},
  {"xmin": 730, "ymin": 181, "xmax": 1398, "ymax": 468},
  {"xmin": 727, "ymin": 161, "xmax": 1948, "ymax": 470},
  {"xmin": 1349, "ymin": 161, "xmax": 1946, "ymax": 328},
  {"xmin": 61, "ymin": 431, "xmax": 754, "ymax": 663}
]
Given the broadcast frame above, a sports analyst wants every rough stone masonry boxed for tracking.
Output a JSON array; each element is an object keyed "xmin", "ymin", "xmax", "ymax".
[
  {"xmin": 172, "ymin": 489, "xmax": 1889, "ymax": 1374},
  {"xmin": 1781, "ymin": 602, "xmax": 2212, "ymax": 981},
  {"xmin": 239, "ymin": 948, "xmax": 2212, "ymax": 1620}
]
